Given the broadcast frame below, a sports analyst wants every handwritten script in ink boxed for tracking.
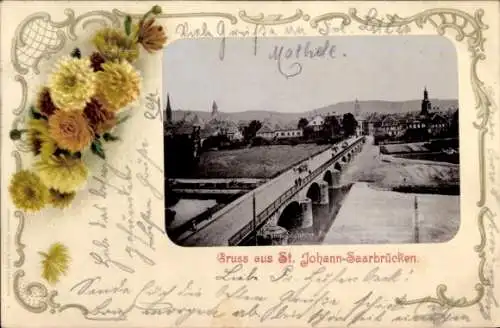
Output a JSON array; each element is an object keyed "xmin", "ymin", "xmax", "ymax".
[
  {"xmin": 86, "ymin": 95, "xmax": 165, "ymax": 275},
  {"xmin": 174, "ymin": 20, "xmax": 339, "ymax": 79},
  {"xmin": 67, "ymin": 263, "xmax": 471, "ymax": 326},
  {"xmin": 144, "ymin": 90, "xmax": 162, "ymax": 122},
  {"xmin": 268, "ymin": 40, "xmax": 337, "ymax": 78}
]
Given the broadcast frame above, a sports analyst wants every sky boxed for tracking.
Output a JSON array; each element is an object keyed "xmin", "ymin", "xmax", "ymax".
[{"xmin": 163, "ymin": 35, "xmax": 458, "ymax": 113}]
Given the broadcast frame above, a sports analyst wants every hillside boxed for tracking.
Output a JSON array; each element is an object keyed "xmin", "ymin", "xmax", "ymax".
[
  {"xmin": 313, "ymin": 99, "xmax": 458, "ymax": 117},
  {"xmin": 171, "ymin": 99, "xmax": 458, "ymax": 128}
]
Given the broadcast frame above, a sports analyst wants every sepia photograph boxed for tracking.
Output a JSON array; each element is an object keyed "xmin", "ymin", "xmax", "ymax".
[{"xmin": 163, "ymin": 36, "xmax": 460, "ymax": 247}]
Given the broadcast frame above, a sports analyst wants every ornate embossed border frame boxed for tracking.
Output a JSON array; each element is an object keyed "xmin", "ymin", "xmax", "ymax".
[{"xmin": 4, "ymin": 3, "xmax": 496, "ymax": 323}]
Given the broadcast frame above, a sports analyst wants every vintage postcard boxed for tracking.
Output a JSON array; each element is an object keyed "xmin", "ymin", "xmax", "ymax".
[{"xmin": 1, "ymin": 1, "xmax": 500, "ymax": 327}]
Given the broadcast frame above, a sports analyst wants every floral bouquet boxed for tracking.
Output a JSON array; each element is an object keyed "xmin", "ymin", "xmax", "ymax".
[{"xmin": 9, "ymin": 6, "xmax": 167, "ymax": 215}]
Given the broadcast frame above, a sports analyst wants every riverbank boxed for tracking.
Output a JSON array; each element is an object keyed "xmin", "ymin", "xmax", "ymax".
[
  {"xmin": 194, "ymin": 144, "xmax": 330, "ymax": 179},
  {"xmin": 323, "ymin": 182, "xmax": 459, "ymax": 244},
  {"xmin": 323, "ymin": 136, "xmax": 460, "ymax": 244},
  {"xmin": 339, "ymin": 137, "xmax": 459, "ymax": 194}
]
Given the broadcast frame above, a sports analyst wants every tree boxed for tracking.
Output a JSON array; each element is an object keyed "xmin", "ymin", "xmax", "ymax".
[
  {"xmin": 342, "ymin": 113, "xmax": 358, "ymax": 137},
  {"xmin": 298, "ymin": 118, "xmax": 309, "ymax": 130},
  {"xmin": 303, "ymin": 126, "xmax": 314, "ymax": 140},
  {"xmin": 322, "ymin": 115, "xmax": 341, "ymax": 138},
  {"xmin": 450, "ymin": 109, "xmax": 459, "ymax": 137},
  {"xmin": 243, "ymin": 120, "xmax": 262, "ymax": 141}
]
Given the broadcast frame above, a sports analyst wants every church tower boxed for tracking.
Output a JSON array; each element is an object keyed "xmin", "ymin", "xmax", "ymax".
[
  {"xmin": 165, "ymin": 93, "xmax": 172, "ymax": 123},
  {"xmin": 211, "ymin": 100, "xmax": 219, "ymax": 118},
  {"xmin": 420, "ymin": 87, "xmax": 431, "ymax": 117},
  {"xmin": 354, "ymin": 98, "xmax": 361, "ymax": 116}
]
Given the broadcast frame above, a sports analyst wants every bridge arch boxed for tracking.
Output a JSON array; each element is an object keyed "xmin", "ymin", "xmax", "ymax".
[
  {"xmin": 334, "ymin": 162, "xmax": 342, "ymax": 172},
  {"xmin": 342, "ymin": 156, "xmax": 347, "ymax": 163},
  {"xmin": 306, "ymin": 182, "xmax": 321, "ymax": 203},
  {"xmin": 277, "ymin": 201, "xmax": 302, "ymax": 230},
  {"xmin": 323, "ymin": 170, "xmax": 333, "ymax": 186},
  {"xmin": 347, "ymin": 153, "xmax": 351, "ymax": 161}
]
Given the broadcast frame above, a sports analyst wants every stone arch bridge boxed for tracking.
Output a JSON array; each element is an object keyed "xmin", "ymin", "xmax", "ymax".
[{"xmin": 179, "ymin": 136, "xmax": 366, "ymax": 246}]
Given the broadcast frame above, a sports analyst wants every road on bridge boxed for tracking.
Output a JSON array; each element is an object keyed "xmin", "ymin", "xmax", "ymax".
[{"xmin": 178, "ymin": 137, "xmax": 362, "ymax": 246}]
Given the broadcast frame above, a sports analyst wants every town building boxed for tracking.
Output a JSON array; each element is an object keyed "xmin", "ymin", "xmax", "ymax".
[
  {"xmin": 377, "ymin": 115, "xmax": 406, "ymax": 137},
  {"xmin": 354, "ymin": 99, "xmax": 365, "ymax": 136},
  {"xmin": 274, "ymin": 128, "xmax": 303, "ymax": 139},
  {"xmin": 164, "ymin": 94, "xmax": 202, "ymax": 176},
  {"xmin": 226, "ymin": 125, "xmax": 244, "ymax": 141},
  {"xmin": 363, "ymin": 115, "xmax": 378, "ymax": 135},
  {"xmin": 307, "ymin": 115, "xmax": 325, "ymax": 132},
  {"xmin": 256, "ymin": 125, "xmax": 304, "ymax": 140},
  {"xmin": 429, "ymin": 113, "xmax": 449, "ymax": 137},
  {"xmin": 373, "ymin": 87, "xmax": 454, "ymax": 141},
  {"xmin": 256, "ymin": 125, "xmax": 275, "ymax": 139}
]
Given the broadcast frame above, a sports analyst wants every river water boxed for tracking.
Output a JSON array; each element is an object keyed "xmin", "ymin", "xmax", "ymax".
[{"xmin": 167, "ymin": 199, "xmax": 218, "ymax": 230}]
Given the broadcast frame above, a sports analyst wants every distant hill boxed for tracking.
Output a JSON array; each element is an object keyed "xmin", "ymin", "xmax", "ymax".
[
  {"xmin": 171, "ymin": 99, "xmax": 459, "ymax": 128},
  {"xmin": 171, "ymin": 110, "xmax": 303, "ymax": 128},
  {"xmin": 313, "ymin": 99, "xmax": 459, "ymax": 117}
]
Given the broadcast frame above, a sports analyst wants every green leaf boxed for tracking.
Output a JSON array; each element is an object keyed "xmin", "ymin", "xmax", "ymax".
[
  {"xmin": 30, "ymin": 106, "xmax": 45, "ymax": 120},
  {"xmin": 70, "ymin": 48, "xmax": 81, "ymax": 59},
  {"xmin": 124, "ymin": 15, "xmax": 132, "ymax": 36},
  {"xmin": 117, "ymin": 113, "xmax": 131, "ymax": 125},
  {"xmin": 91, "ymin": 139, "xmax": 106, "ymax": 160},
  {"xmin": 54, "ymin": 148, "xmax": 72, "ymax": 157},
  {"xmin": 103, "ymin": 133, "xmax": 120, "ymax": 142}
]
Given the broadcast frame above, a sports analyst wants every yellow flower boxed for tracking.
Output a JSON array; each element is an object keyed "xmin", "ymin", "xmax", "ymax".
[
  {"xmin": 39, "ymin": 243, "xmax": 70, "ymax": 285},
  {"xmin": 48, "ymin": 57, "xmax": 96, "ymax": 111},
  {"xmin": 92, "ymin": 28, "xmax": 139, "ymax": 63},
  {"xmin": 26, "ymin": 119, "xmax": 57, "ymax": 158},
  {"xmin": 95, "ymin": 61, "xmax": 141, "ymax": 112},
  {"xmin": 48, "ymin": 189, "xmax": 76, "ymax": 209},
  {"xmin": 48, "ymin": 110, "xmax": 94, "ymax": 153},
  {"xmin": 9, "ymin": 170, "xmax": 49, "ymax": 212},
  {"xmin": 35, "ymin": 155, "xmax": 89, "ymax": 193}
]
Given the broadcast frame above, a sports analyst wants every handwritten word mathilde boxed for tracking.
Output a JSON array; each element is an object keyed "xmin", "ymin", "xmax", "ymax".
[
  {"xmin": 269, "ymin": 40, "xmax": 337, "ymax": 79},
  {"xmin": 174, "ymin": 20, "xmax": 338, "ymax": 79}
]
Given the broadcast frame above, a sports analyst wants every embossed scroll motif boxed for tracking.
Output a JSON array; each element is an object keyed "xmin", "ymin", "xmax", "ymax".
[{"xmin": 7, "ymin": 4, "xmax": 496, "ymax": 323}]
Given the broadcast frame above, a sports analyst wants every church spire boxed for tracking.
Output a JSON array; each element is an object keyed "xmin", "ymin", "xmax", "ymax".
[
  {"xmin": 165, "ymin": 93, "xmax": 172, "ymax": 123},
  {"xmin": 420, "ymin": 87, "xmax": 431, "ymax": 117},
  {"xmin": 211, "ymin": 100, "xmax": 219, "ymax": 117},
  {"xmin": 354, "ymin": 98, "xmax": 361, "ymax": 116}
]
